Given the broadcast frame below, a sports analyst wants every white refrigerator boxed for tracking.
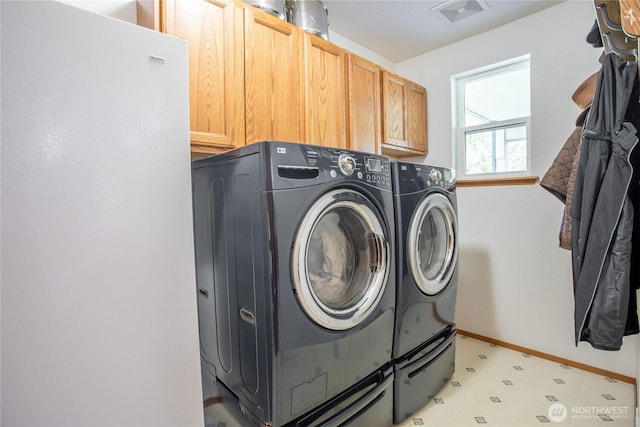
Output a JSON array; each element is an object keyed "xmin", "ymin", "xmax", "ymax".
[{"xmin": 1, "ymin": 1, "xmax": 203, "ymax": 425}]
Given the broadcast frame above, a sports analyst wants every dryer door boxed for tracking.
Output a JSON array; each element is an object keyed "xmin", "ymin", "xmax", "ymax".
[
  {"xmin": 407, "ymin": 193, "xmax": 458, "ymax": 295},
  {"xmin": 292, "ymin": 188, "xmax": 390, "ymax": 331}
]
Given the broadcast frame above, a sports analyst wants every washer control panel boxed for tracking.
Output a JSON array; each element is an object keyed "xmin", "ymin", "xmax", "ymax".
[{"xmin": 270, "ymin": 142, "xmax": 391, "ymax": 189}]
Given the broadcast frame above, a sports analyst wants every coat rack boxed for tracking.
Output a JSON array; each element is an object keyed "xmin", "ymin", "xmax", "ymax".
[{"xmin": 593, "ymin": 0, "xmax": 638, "ymax": 61}]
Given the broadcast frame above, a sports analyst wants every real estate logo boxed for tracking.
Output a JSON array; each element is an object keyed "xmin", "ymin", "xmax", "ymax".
[
  {"xmin": 547, "ymin": 403, "xmax": 632, "ymax": 423},
  {"xmin": 548, "ymin": 403, "xmax": 567, "ymax": 423}
]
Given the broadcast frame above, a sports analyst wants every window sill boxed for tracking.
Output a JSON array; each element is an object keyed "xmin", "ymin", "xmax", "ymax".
[{"xmin": 456, "ymin": 176, "xmax": 539, "ymax": 188}]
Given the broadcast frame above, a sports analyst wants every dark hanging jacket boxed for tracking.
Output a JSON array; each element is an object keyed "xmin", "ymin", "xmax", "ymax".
[{"xmin": 570, "ymin": 53, "xmax": 640, "ymax": 351}]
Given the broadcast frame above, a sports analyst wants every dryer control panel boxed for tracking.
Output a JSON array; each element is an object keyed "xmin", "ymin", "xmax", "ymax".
[{"xmin": 395, "ymin": 162, "xmax": 456, "ymax": 193}]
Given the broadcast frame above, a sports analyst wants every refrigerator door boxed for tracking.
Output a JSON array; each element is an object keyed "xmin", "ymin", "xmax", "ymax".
[{"xmin": 1, "ymin": 1, "xmax": 202, "ymax": 425}]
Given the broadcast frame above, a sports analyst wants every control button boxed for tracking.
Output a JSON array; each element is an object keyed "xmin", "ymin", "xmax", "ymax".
[
  {"xmin": 330, "ymin": 170, "xmax": 337, "ymax": 178},
  {"xmin": 338, "ymin": 154, "xmax": 356, "ymax": 176}
]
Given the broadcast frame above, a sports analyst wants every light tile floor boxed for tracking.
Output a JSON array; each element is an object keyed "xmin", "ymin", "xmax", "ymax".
[{"xmin": 397, "ymin": 334, "xmax": 636, "ymax": 426}]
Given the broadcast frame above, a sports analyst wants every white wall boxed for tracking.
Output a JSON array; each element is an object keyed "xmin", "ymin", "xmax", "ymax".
[
  {"xmin": 396, "ymin": 0, "xmax": 638, "ymax": 377},
  {"xmin": 329, "ymin": 30, "xmax": 395, "ymax": 71}
]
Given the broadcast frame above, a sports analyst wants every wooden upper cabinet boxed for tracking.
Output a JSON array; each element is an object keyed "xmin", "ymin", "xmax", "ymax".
[
  {"xmin": 138, "ymin": 0, "xmax": 428, "ymax": 156},
  {"xmin": 243, "ymin": 5, "xmax": 304, "ymax": 144},
  {"xmin": 346, "ymin": 54, "xmax": 381, "ymax": 154},
  {"xmin": 158, "ymin": 0, "xmax": 245, "ymax": 153},
  {"xmin": 381, "ymin": 70, "xmax": 428, "ymax": 156},
  {"xmin": 406, "ymin": 81, "xmax": 428, "ymax": 155},
  {"xmin": 381, "ymin": 70, "xmax": 407, "ymax": 149},
  {"xmin": 302, "ymin": 34, "xmax": 347, "ymax": 149}
]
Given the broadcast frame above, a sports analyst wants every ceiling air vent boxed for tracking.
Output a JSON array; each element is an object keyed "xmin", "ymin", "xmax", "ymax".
[{"xmin": 432, "ymin": 0, "xmax": 489, "ymax": 23}]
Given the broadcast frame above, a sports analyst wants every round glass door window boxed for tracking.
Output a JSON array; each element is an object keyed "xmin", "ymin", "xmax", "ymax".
[
  {"xmin": 407, "ymin": 193, "xmax": 458, "ymax": 295},
  {"xmin": 292, "ymin": 188, "xmax": 390, "ymax": 330}
]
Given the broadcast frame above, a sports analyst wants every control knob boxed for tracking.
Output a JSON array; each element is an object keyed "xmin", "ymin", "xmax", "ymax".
[
  {"xmin": 338, "ymin": 154, "xmax": 356, "ymax": 176},
  {"xmin": 429, "ymin": 168, "xmax": 442, "ymax": 184}
]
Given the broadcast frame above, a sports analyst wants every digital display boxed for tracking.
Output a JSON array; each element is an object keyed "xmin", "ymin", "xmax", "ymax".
[
  {"xmin": 444, "ymin": 169, "xmax": 453, "ymax": 182},
  {"xmin": 366, "ymin": 157, "xmax": 383, "ymax": 173}
]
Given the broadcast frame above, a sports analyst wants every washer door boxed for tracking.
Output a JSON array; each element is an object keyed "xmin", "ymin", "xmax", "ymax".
[
  {"xmin": 292, "ymin": 188, "xmax": 390, "ymax": 330},
  {"xmin": 407, "ymin": 193, "xmax": 458, "ymax": 295}
]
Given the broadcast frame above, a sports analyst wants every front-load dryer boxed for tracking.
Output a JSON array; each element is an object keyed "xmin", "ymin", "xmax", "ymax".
[
  {"xmin": 391, "ymin": 161, "xmax": 459, "ymax": 422},
  {"xmin": 191, "ymin": 141, "xmax": 396, "ymax": 426}
]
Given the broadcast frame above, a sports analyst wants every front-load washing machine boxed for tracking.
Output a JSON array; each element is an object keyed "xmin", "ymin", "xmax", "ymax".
[
  {"xmin": 391, "ymin": 160, "xmax": 459, "ymax": 423},
  {"xmin": 191, "ymin": 141, "xmax": 396, "ymax": 426}
]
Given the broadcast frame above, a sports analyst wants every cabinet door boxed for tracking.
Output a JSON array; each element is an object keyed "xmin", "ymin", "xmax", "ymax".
[
  {"xmin": 381, "ymin": 70, "xmax": 408, "ymax": 149},
  {"xmin": 244, "ymin": 6, "xmax": 303, "ymax": 144},
  {"xmin": 303, "ymin": 34, "xmax": 347, "ymax": 149},
  {"xmin": 346, "ymin": 54, "xmax": 381, "ymax": 154},
  {"xmin": 381, "ymin": 70, "xmax": 428, "ymax": 156},
  {"xmin": 164, "ymin": 0, "xmax": 244, "ymax": 153},
  {"xmin": 407, "ymin": 81, "xmax": 428, "ymax": 155}
]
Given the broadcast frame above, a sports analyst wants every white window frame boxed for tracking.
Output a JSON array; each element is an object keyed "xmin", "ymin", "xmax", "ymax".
[{"xmin": 452, "ymin": 55, "xmax": 531, "ymax": 180}]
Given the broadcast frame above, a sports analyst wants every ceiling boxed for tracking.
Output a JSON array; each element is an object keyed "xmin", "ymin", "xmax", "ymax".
[{"xmin": 323, "ymin": 0, "xmax": 566, "ymax": 62}]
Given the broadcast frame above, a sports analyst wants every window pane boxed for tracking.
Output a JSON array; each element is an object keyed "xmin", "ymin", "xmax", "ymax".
[
  {"xmin": 465, "ymin": 124, "xmax": 527, "ymax": 175},
  {"xmin": 465, "ymin": 131, "xmax": 494, "ymax": 174},
  {"xmin": 463, "ymin": 67, "xmax": 530, "ymax": 126}
]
